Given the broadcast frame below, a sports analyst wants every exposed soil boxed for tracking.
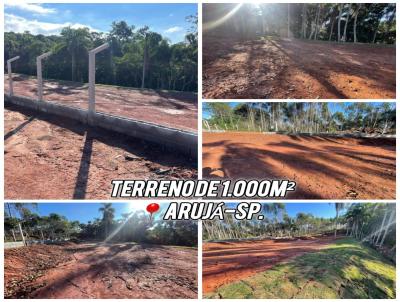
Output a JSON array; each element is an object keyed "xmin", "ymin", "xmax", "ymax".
[
  {"xmin": 202, "ymin": 236, "xmax": 337, "ymax": 294},
  {"xmin": 5, "ymin": 242, "xmax": 197, "ymax": 299},
  {"xmin": 202, "ymin": 132, "xmax": 395, "ymax": 199},
  {"xmin": 203, "ymin": 37, "xmax": 396, "ymax": 99},
  {"xmin": 4, "ymin": 105, "xmax": 197, "ymax": 199},
  {"xmin": 5, "ymin": 74, "xmax": 197, "ymax": 132}
]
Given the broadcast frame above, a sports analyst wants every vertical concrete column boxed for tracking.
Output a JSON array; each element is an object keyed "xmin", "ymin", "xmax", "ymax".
[
  {"xmin": 18, "ymin": 223, "xmax": 26, "ymax": 246},
  {"xmin": 7, "ymin": 56, "xmax": 20, "ymax": 96},
  {"xmin": 36, "ymin": 51, "xmax": 52, "ymax": 101},
  {"xmin": 88, "ymin": 43, "xmax": 109, "ymax": 121}
]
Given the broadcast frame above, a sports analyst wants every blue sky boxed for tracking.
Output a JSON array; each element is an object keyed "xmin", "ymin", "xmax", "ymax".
[
  {"xmin": 285, "ymin": 203, "xmax": 337, "ymax": 218},
  {"xmin": 5, "ymin": 202, "xmax": 339, "ymax": 222},
  {"xmin": 4, "ymin": 3, "xmax": 197, "ymax": 43},
  {"xmin": 202, "ymin": 102, "xmax": 393, "ymax": 119},
  {"xmin": 225, "ymin": 203, "xmax": 339, "ymax": 218},
  {"xmin": 5, "ymin": 203, "xmax": 168, "ymax": 223}
]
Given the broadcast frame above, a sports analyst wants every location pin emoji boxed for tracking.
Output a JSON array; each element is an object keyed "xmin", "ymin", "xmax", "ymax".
[{"xmin": 146, "ymin": 203, "xmax": 160, "ymax": 222}]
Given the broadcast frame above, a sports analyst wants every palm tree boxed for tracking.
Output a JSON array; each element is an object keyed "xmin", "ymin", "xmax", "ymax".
[
  {"xmin": 99, "ymin": 203, "xmax": 115, "ymax": 239},
  {"xmin": 54, "ymin": 27, "xmax": 91, "ymax": 82},
  {"xmin": 333, "ymin": 203, "xmax": 345, "ymax": 238},
  {"xmin": 137, "ymin": 26, "xmax": 162, "ymax": 88},
  {"xmin": 262, "ymin": 203, "xmax": 286, "ymax": 237}
]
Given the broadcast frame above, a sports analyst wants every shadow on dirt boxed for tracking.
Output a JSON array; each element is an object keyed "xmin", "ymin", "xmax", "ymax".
[
  {"xmin": 202, "ymin": 135, "xmax": 395, "ymax": 199},
  {"xmin": 5, "ymin": 103, "xmax": 197, "ymax": 199},
  {"xmin": 203, "ymin": 36, "xmax": 395, "ymax": 99},
  {"xmin": 4, "ymin": 116, "xmax": 36, "ymax": 140}
]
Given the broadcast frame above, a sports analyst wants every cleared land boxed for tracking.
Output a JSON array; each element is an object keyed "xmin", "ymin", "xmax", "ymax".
[
  {"xmin": 203, "ymin": 132, "xmax": 395, "ymax": 199},
  {"xmin": 203, "ymin": 236, "xmax": 336, "ymax": 294},
  {"xmin": 5, "ymin": 74, "xmax": 197, "ymax": 132},
  {"xmin": 5, "ymin": 105, "xmax": 196, "ymax": 199},
  {"xmin": 203, "ymin": 37, "xmax": 396, "ymax": 99},
  {"xmin": 5, "ymin": 242, "xmax": 197, "ymax": 299},
  {"xmin": 204, "ymin": 238, "xmax": 396, "ymax": 299}
]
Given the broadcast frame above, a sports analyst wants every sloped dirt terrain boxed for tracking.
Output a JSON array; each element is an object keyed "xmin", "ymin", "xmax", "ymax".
[
  {"xmin": 5, "ymin": 74, "xmax": 197, "ymax": 132},
  {"xmin": 203, "ymin": 37, "xmax": 395, "ymax": 99},
  {"xmin": 5, "ymin": 243, "xmax": 197, "ymax": 298},
  {"xmin": 5, "ymin": 105, "xmax": 196, "ymax": 199},
  {"xmin": 203, "ymin": 132, "xmax": 395, "ymax": 199},
  {"xmin": 204, "ymin": 238, "xmax": 395, "ymax": 299},
  {"xmin": 203, "ymin": 236, "xmax": 336, "ymax": 294}
]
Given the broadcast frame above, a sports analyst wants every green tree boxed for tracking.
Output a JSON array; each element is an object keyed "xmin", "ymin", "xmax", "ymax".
[
  {"xmin": 54, "ymin": 27, "xmax": 92, "ymax": 82},
  {"xmin": 99, "ymin": 203, "xmax": 115, "ymax": 239}
]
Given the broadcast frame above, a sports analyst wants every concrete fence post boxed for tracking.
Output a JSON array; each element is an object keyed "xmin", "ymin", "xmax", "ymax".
[
  {"xmin": 88, "ymin": 43, "xmax": 109, "ymax": 121},
  {"xmin": 36, "ymin": 51, "xmax": 52, "ymax": 101},
  {"xmin": 7, "ymin": 56, "xmax": 20, "ymax": 96},
  {"xmin": 18, "ymin": 223, "xmax": 26, "ymax": 246}
]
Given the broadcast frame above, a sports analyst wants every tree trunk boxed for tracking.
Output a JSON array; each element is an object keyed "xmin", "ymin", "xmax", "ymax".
[
  {"xmin": 353, "ymin": 5, "xmax": 360, "ymax": 42},
  {"xmin": 314, "ymin": 5, "xmax": 321, "ymax": 40},
  {"xmin": 372, "ymin": 25, "xmax": 379, "ymax": 43},
  {"xmin": 287, "ymin": 4, "xmax": 290, "ymax": 38},
  {"xmin": 71, "ymin": 52, "xmax": 76, "ymax": 82},
  {"xmin": 334, "ymin": 209, "xmax": 338, "ymax": 238},
  {"xmin": 329, "ymin": 14, "xmax": 335, "ymax": 41},
  {"xmin": 375, "ymin": 210, "xmax": 388, "ymax": 245},
  {"xmin": 342, "ymin": 7, "xmax": 351, "ymax": 42},
  {"xmin": 11, "ymin": 229, "xmax": 17, "ymax": 242},
  {"xmin": 141, "ymin": 40, "xmax": 148, "ymax": 89},
  {"xmin": 301, "ymin": 4, "xmax": 307, "ymax": 38},
  {"xmin": 338, "ymin": 4, "xmax": 343, "ymax": 42},
  {"xmin": 379, "ymin": 210, "xmax": 394, "ymax": 247},
  {"xmin": 308, "ymin": 22, "xmax": 315, "ymax": 40}
]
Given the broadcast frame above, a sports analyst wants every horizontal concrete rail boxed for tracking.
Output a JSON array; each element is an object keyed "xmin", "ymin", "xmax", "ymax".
[
  {"xmin": 5, "ymin": 94, "xmax": 197, "ymax": 158},
  {"xmin": 5, "ymin": 241, "xmax": 25, "ymax": 249}
]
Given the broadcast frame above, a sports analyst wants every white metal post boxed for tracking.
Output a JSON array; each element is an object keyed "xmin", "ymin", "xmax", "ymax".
[
  {"xmin": 7, "ymin": 56, "xmax": 20, "ymax": 96},
  {"xmin": 88, "ymin": 43, "xmax": 109, "ymax": 119},
  {"xmin": 36, "ymin": 51, "xmax": 52, "ymax": 101}
]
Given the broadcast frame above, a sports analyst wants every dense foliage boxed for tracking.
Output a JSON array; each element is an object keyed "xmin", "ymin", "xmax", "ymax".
[
  {"xmin": 204, "ymin": 3, "xmax": 396, "ymax": 44},
  {"xmin": 203, "ymin": 102, "xmax": 396, "ymax": 134},
  {"xmin": 203, "ymin": 203, "xmax": 395, "ymax": 254},
  {"xmin": 4, "ymin": 203, "xmax": 197, "ymax": 247},
  {"xmin": 203, "ymin": 203, "xmax": 337, "ymax": 240},
  {"xmin": 4, "ymin": 17, "xmax": 197, "ymax": 92}
]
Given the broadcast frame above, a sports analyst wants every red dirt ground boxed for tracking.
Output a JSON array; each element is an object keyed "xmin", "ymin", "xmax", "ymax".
[
  {"xmin": 5, "ymin": 74, "xmax": 197, "ymax": 132},
  {"xmin": 202, "ymin": 236, "xmax": 337, "ymax": 293},
  {"xmin": 203, "ymin": 37, "xmax": 396, "ymax": 99},
  {"xmin": 203, "ymin": 132, "xmax": 395, "ymax": 199},
  {"xmin": 4, "ymin": 105, "xmax": 196, "ymax": 199},
  {"xmin": 5, "ymin": 243, "xmax": 197, "ymax": 299}
]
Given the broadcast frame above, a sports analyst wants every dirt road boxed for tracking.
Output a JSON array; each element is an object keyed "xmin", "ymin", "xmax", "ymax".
[
  {"xmin": 5, "ymin": 243, "xmax": 197, "ymax": 299},
  {"xmin": 203, "ymin": 37, "xmax": 396, "ymax": 99},
  {"xmin": 203, "ymin": 132, "xmax": 395, "ymax": 199},
  {"xmin": 203, "ymin": 237, "xmax": 336, "ymax": 293},
  {"xmin": 5, "ymin": 74, "xmax": 197, "ymax": 132},
  {"xmin": 5, "ymin": 105, "xmax": 196, "ymax": 199}
]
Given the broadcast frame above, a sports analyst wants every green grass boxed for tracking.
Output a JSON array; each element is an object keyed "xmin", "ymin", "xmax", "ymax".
[{"xmin": 205, "ymin": 238, "xmax": 396, "ymax": 299}]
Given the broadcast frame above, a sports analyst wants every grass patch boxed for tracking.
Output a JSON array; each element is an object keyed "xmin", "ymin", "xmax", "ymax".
[{"xmin": 205, "ymin": 238, "xmax": 396, "ymax": 299}]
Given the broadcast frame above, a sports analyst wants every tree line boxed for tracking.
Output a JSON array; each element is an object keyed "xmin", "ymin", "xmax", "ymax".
[
  {"xmin": 4, "ymin": 17, "xmax": 197, "ymax": 92},
  {"xmin": 204, "ymin": 3, "xmax": 396, "ymax": 44},
  {"xmin": 203, "ymin": 203, "xmax": 395, "ymax": 259},
  {"xmin": 4, "ymin": 203, "xmax": 197, "ymax": 247},
  {"xmin": 203, "ymin": 102, "xmax": 395, "ymax": 135}
]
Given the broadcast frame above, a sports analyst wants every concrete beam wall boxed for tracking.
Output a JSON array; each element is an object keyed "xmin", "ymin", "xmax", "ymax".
[
  {"xmin": 4, "ymin": 241, "xmax": 25, "ymax": 249},
  {"xmin": 5, "ymin": 94, "xmax": 197, "ymax": 158}
]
